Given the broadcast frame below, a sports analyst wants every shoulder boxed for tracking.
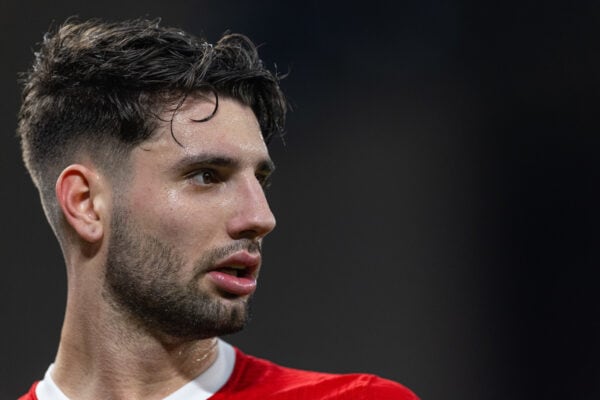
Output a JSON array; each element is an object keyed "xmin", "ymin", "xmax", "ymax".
[
  {"xmin": 344, "ymin": 374, "xmax": 419, "ymax": 399},
  {"xmin": 212, "ymin": 348, "xmax": 418, "ymax": 400},
  {"xmin": 18, "ymin": 382, "xmax": 39, "ymax": 400}
]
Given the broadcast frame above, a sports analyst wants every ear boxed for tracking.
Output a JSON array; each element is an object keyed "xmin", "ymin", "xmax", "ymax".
[{"xmin": 56, "ymin": 164, "xmax": 107, "ymax": 243}]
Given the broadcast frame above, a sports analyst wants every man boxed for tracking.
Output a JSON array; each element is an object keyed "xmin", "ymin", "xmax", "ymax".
[{"xmin": 17, "ymin": 18, "xmax": 417, "ymax": 399}]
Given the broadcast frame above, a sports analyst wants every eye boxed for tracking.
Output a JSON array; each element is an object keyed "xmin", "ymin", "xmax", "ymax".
[
  {"xmin": 256, "ymin": 173, "xmax": 273, "ymax": 189},
  {"xmin": 190, "ymin": 169, "xmax": 220, "ymax": 185}
]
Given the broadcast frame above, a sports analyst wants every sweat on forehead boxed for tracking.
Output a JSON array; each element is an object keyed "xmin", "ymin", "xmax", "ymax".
[{"xmin": 143, "ymin": 97, "xmax": 267, "ymax": 159}]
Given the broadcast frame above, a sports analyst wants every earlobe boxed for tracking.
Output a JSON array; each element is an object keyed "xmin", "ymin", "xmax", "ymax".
[{"xmin": 56, "ymin": 165, "xmax": 105, "ymax": 243}]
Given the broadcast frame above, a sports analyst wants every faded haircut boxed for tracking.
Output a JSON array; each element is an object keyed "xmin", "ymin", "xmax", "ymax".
[{"xmin": 17, "ymin": 17, "xmax": 287, "ymax": 231}]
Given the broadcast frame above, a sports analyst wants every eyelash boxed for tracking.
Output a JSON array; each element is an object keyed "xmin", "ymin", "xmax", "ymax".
[
  {"xmin": 189, "ymin": 169, "xmax": 221, "ymax": 185},
  {"xmin": 257, "ymin": 174, "xmax": 272, "ymax": 189},
  {"xmin": 187, "ymin": 169, "xmax": 272, "ymax": 189}
]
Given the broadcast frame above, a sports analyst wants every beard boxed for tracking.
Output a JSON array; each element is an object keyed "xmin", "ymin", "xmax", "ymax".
[{"xmin": 103, "ymin": 207, "xmax": 258, "ymax": 340}]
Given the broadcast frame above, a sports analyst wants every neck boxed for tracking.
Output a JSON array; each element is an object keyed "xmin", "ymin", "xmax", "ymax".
[{"xmin": 52, "ymin": 291, "xmax": 219, "ymax": 400}]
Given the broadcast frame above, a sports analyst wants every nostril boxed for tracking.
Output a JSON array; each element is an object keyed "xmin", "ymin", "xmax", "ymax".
[{"xmin": 236, "ymin": 229, "xmax": 259, "ymax": 240}]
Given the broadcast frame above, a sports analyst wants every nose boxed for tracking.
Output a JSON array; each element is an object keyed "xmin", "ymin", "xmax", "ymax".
[{"xmin": 227, "ymin": 174, "xmax": 276, "ymax": 241}]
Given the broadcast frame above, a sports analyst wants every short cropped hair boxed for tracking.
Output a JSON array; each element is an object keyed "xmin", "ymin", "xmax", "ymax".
[{"xmin": 17, "ymin": 18, "xmax": 286, "ymax": 229}]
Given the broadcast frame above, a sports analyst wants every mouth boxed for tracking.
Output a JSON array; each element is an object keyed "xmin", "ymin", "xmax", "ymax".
[
  {"xmin": 215, "ymin": 265, "xmax": 253, "ymax": 278},
  {"xmin": 205, "ymin": 252, "xmax": 261, "ymax": 297}
]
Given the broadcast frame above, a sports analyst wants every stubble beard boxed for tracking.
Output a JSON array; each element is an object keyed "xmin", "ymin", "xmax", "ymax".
[{"xmin": 103, "ymin": 208, "xmax": 256, "ymax": 340}]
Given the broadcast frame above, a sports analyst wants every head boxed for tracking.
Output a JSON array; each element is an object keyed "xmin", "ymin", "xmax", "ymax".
[
  {"xmin": 17, "ymin": 18, "xmax": 286, "ymax": 339},
  {"xmin": 18, "ymin": 18, "xmax": 286, "ymax": 230}
]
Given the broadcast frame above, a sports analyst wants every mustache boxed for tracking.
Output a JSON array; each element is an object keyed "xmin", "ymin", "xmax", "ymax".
[{"xmin": 206, "ymin": 239, "xmax": 261, "ymax": 261}]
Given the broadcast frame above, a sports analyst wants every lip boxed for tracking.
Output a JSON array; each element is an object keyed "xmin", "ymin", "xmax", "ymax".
[
  {"xmin": 212, "ymin": 251, "xmax": 261, "ymax": 277},
  {"xmin": 205, "ymin": 251, "xmax": 261, "ymax": 297}
]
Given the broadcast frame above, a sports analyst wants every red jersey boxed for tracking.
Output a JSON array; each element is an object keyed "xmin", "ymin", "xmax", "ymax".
[{"xmin": 20, "ymin": 347, "xmax": 418, "ymax": 399}]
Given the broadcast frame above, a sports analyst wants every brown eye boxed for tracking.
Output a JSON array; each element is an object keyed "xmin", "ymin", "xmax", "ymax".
[{"xmin": 192, "ymin": 169, "xmax": 219, "ymax": 185}]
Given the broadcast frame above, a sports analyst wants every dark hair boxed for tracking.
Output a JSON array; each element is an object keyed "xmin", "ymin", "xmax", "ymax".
[{"xmin": 17, "ymin": 17, "xmax": 286, "ymax": 225}]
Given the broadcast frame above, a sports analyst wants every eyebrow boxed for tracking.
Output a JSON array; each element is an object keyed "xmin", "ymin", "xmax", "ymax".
[{"xmin": 173, "ymin": 153, "xmax": 276, "ymax": 174}]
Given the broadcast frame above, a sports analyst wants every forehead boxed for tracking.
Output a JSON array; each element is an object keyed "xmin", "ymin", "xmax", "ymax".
[{"xmin": 138, "ymin": 95, "xmax": 268, "ymax": 162}]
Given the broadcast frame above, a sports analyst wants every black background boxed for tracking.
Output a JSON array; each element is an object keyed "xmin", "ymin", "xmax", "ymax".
[{"xmin": 1, "ymin": 1, "xmax": 599, "ymax": 399}]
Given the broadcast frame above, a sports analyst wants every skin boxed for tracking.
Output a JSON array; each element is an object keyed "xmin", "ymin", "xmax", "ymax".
[{"xmin": 51, "ymin": 96, "xmax": 276, "ymax": 399}]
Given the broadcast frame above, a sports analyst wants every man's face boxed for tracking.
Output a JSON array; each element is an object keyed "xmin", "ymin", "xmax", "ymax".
[{"xmin": 104, "ymin": 95, "xmax": 276, "ymax": 339}]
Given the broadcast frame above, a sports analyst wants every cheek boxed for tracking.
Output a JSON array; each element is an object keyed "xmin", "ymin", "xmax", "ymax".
[{"xmin": 130, "ymin": 188, "xmax": 228, "ymax": 250}]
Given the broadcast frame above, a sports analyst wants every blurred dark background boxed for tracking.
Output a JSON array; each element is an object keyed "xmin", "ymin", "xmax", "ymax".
[{"xmin": 1, "ymin": 1, "xmax": 599, "ymax": 399}]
